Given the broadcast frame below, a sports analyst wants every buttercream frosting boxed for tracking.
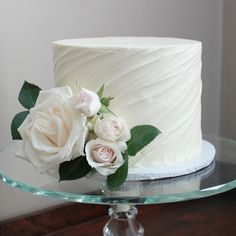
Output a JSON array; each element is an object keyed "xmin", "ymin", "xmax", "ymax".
[{"xmin": 53, "ymin": 37, "xmax": 202, "ymax": 169}]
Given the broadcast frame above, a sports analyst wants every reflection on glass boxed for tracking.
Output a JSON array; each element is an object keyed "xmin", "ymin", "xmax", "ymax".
[{"xmin": 0, "ymin": 135, "xmax": 236, "ymax": 204}]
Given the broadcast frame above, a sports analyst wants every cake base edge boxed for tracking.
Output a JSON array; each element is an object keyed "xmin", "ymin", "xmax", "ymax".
[{"xmin": 126, "ymin": 139, "xmax": 215, "ymax": 181}]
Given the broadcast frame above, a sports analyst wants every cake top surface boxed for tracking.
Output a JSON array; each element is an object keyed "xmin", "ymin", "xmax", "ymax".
[{"xmin": 53, "ymin": 37, "xmax": 201, "ymax": 49}]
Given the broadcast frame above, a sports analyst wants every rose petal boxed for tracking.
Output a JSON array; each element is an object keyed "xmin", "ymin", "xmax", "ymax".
[
  {"xmin": 94, "ymin": 115, "xmax": 131, "ymax": 142},
  {"xmin": 17, "ymin": 86, "xmax": 87, "ymax": 174},
  {"xmin": 85, "ymin": 138, "xmax": 124, "ymax": 176}
]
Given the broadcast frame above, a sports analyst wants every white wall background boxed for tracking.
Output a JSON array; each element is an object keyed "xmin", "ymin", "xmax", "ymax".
[
  {"xmin": 220, "ymin": 0, "xmax": 236, "ymax": 139},
  {"xmin": 0, "ymin": 0, "xmax": 223, "ymax": 221}
]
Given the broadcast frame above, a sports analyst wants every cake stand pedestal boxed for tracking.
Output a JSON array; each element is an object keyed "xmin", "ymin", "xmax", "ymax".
[
  {"xmin": 103, "ymin": 205, "xmax": 144, "ymax": 236},
  {"xmin": 1, "ymin": 135, "xmax": 236, "ymax": 236}
]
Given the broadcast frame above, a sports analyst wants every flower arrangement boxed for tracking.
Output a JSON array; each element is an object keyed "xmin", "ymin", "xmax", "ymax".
[{"xmin": 11, "ymin": 81, "xmax": 160, "ymax": 188}]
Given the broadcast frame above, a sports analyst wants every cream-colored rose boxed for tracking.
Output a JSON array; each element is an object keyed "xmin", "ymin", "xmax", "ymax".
[
  {"xmin": 85, "ymin": 139, "xmax": 125, "ymax": 176},
  {"xmin": 74, "ymin": 87, "xmax": 101, "ymax": 117},
  {"xmin": 17, "ymin": 86, "xmax": 88, "ymax": 174},
  {"xmin": 94, "ymin": 115, "xmax": 131, "ymax": 142}
]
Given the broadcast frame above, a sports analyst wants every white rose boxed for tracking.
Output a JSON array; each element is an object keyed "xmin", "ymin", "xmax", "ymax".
[
  {"xmin": 85, "ymin": 139, "xmax": 125, "ymax": 176},
  {"xmin": 17, "ymin": 86, "xmax": 88, "ymax": 174},
  {"xmin": 74, "ymin": 87, "xmax": 101, "ymax": 117},
  {"xmin": 94, "ymin": 115, "xmax": 131, "ymax": 143}
]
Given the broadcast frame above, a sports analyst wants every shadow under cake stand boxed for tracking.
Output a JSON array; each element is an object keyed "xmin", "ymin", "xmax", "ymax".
[{"xmin": 1, "ymin": 135, "xmax": 236, "ymax": 236}]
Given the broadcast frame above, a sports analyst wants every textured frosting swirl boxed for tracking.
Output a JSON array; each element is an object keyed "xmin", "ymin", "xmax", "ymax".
[{"xmin": 53, "ymin": 37, "xmax": 202, "ymax": 167}]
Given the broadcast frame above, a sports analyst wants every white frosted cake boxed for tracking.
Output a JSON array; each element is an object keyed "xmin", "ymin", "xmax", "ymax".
[{"xmin": 53, "ymin": 37, "xmax": 211, "ymax": 179}]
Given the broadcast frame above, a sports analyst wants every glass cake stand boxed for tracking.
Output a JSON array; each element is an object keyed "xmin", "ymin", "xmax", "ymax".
[{"xmin": 1, "ymin": 135, "xmax": 236, "ymax": 236}]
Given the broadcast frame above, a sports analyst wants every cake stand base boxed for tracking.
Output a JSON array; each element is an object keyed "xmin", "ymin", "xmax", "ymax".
[{"xmin": 103, "ymin": 205, "xmax": 144, "ymax": 236}]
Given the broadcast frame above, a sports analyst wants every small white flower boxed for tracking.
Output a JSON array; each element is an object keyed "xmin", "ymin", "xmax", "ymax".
[
  {"xmin": 85, "ymin": 139, "xmax": 125, "ymax": 176},
  {"xmin": 74, "ymin": 87, "xmax": 101, "ymax": 117},
  {"xmin": 94, "ymin": 115, "xmax": 131, "ymax": 143},
  {"xmin": 17, "ymin": 86, "xmax": 88, "ymax": 174}
]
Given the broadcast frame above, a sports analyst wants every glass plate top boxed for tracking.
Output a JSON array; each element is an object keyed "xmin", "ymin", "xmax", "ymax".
[{"xmin": 0, "ymin": 135, "xmax": 236, "ymax": 205}]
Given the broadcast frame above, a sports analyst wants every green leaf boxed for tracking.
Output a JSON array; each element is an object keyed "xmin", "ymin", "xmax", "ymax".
[
  {"xmin": 18, "ymin": 81, "xmax": 41, "ymax": 109},
  {"xmin": 100, "ymin": 96, "xmax": 114, "ymax": 107},
  {"xmin": 98, "ymin": 105, "xmax": 116, "ymax": 116},
  {"xmin": 11, "ymin": 111, "xmax": 29, "ymax": 140},
  {"xmin": 99, "ymin": 104, "xmax": 111, "ymax": 114},
  {"xmin": 127, "ymin": 125, "xmax": 161, "ymax": 156},
  {"xmin": 59, "ymin": 156, "xmax": 92, "ymax": 181},
  {"xmin": 97, "ymin": 84, "xmax": 105, "ymax": 98},
  {"xmin": 107, "ymin": 151, "xmax": 128, "ymax": 189}
]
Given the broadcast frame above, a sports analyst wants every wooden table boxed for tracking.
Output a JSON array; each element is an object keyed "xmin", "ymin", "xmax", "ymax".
[{"xmin": 1, "ymin": 188, "xmax": 236, "ymax": 236}]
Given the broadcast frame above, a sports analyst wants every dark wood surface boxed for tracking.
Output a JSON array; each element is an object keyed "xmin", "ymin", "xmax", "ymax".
[{"xmin": 1, "ymin": 188, "xmax": 236, "ymax": 236}]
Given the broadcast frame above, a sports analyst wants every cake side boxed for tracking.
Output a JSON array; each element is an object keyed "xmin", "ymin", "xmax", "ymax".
[{"xmin": 53, "ymin": 37, "xmax": 202, "ymax": 167}]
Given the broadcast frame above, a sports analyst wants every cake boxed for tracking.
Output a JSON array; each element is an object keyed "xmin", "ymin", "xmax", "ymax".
[
  {"xmin": 12, "ymin": 37, "xmax": 214, "ymax": 186},
  {"xmin": 53, "ymin": 37, "xmax": 203, "ymax": 177}
]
